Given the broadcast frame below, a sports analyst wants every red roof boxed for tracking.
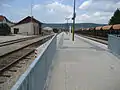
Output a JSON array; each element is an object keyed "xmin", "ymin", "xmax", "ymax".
[
  {"xmin": 0, "ymin": 15, "xmax": 15, "ymax": 25},
  {"xmin": 0, "ymin": 15, "xmax": 5, "ymax": 21}
]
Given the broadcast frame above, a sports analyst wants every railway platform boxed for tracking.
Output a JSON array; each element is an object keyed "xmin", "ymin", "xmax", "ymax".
[
  {"xmin": 11, "ymin": 32, "xmax": 120, "ymax": 90},
  {"xmin": 48, "ymin": 33, "xmax": 120, "ymax": 90}
]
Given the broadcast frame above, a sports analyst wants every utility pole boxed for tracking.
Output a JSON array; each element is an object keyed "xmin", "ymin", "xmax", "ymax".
[
  {"xmin": 31, "ymin": 0, "xmax": 33, "ymax": 18},
  {"xmin": 72, "ymin": 0, "xmax": 76, "ymax": 41},
  {"xmin": 31, "ymin": 0, "xmax": 34, "ymax": 35}
]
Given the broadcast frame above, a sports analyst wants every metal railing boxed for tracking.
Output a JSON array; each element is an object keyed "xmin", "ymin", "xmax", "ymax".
[
  {"xmin": 11, "ymin": 34, "xmax": 57, "ymax": 90},
  {"xmin": 108, "ymin": 34, "xmax": 120, "ymax": 55},
  {"xmin": 58, "ymin": 32, "xmax": 64, "ymax": 48}
]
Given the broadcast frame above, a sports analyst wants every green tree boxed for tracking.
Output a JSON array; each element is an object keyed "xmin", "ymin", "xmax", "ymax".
[
  {"xmin": 0, "ymin": 23, "xmax": 11, "ymax": 35},
  {"xmin": 109, "ymin": 8, "xmax": 120, "ymax": 25}
]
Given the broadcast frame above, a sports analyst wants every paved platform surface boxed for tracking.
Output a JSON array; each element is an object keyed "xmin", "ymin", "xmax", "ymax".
[{"xmin": 48, "ymin": 33, "xmax": 120, "ymax": 90}]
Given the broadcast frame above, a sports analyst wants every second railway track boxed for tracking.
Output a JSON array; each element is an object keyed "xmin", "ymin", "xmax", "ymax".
[
  {"xmin": 0, "ymin": 35, "xmax": 40, "ymax": 47},
  {"xmin": 0, "ymin": 34, "xmax": 53, "ymax": 89},
  {"xmin": 78, "ymin": 34, "xmax": 108, "ymax": 45}
]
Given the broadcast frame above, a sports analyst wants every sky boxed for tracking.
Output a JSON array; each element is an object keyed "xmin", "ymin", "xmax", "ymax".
[{"xmin": 0, "ymin": 0, "xmax": 120, "ymax": 24}]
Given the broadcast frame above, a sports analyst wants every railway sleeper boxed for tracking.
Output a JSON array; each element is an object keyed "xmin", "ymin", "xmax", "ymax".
[
  {"xmin": 8, "ymin": 69, "xmax": 17, "ymax": 72},
  {"xmin": 0, "ymin": 81, "xmax": 4, "ymax": 84},
  {"xmin": 0, "ymin": 77, "xmax": 6, "ymax": 84},
  {"xmin": 14, "ymin": 65, "xmax": 22, "ymax": 68},
  {"xmin": 0, "ymin": 74, "xmax": 11, "ymax": 78},
  {"xmin": 0, "ymin": 64, "xmax": 6, "ymax": 68},
  {"xmin": 7, "ymin": 56, "xmax": 19, "ymax": 59},
  {"xmin": 24, "ymin": 57, "xmax": 32, "ymax": 59},
  {"xmin": 19, "ymin": 62, "xmax": 26, "ymax": 64}
]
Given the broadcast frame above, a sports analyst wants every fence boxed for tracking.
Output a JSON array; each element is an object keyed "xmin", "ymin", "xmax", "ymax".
[
  {"xmin": 58, "ymin": 32, "xmax": 64, "ymax": 48},
  {"xmin": 11, "ymin": 34, "xmax": 57, "ymax": 90},
  {"xmin": 108, "ymin": 34, "xmax": 120, "ymax": 55}
]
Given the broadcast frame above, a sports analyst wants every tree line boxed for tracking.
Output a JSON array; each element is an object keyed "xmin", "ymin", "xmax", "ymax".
[
  {"xmin": 0, "ymin": 23, "xmax": 11, "ymax": 35},
  {"xmin": 109, "ymin": 8, "xmax": 120, "ymax": 25}
]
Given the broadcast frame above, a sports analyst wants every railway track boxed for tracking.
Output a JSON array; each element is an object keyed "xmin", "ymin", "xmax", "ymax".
[
  {"xmin": 86, "ymin": 35, "xmax": 107, "ymax": 41},
  {"xmin": 0, "ymin": 35, "xmax": 53, "ymax": 89},
  {"xmin": 78, "ymin": 34, "xmax": 108, "ymax": 45},
  {"xmin": 0, "ymin": 35, "xmax": 40, "ymax": 47}
]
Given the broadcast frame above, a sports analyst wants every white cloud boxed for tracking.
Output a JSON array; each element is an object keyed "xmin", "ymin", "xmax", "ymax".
[
  {"xmin": 33, "ymin": 2, "xmax": 73, "ymax": 13},
  {"xmin": 2, "ymin": 3, "xmax": 11, "ymax": 7},
  {"xmin": 77, "ymin": 0, "xmax": 120, "ymax": 24},
  {"xmin": 76, "ymin": 14, "xmax": 109, "ymax": 24},
  {"xmin": 46, "ymin": 2, "xmax": 73, "ymax": 13},
  {"xmin": 79, "ymin": 0, "xmax": 120, "ymax": 12},
  {"xmin": 93, "ymin": 12, "xmax": 101, "ymax": 16},
  {"xmin": 33, "ymin": 4, "xmax": 41, "ymax": 10},
  {"xmin": 6, "ymin": 0, "xmax": 120, "ymax": 24},
  {"xmin": 32, "ymin": 2, "xmax": 73, "ymax": 23},
  {"xmin": 116, "ymin": 1, "xmax": 120, "ymax": 7},
  {"xmin": 32, "ymin": 0, "xmax": 119, "ymax": 24},
  {"xmin": 81, "ymin": 14, "xmax": 90, "ymax": 18},
  {"xmin": 76, "ymin": 14, "xmax": 90, "ymax": 22},
  {"xmin": 79, "ymin": 0, "xmax": 92, "ymax": 9}
]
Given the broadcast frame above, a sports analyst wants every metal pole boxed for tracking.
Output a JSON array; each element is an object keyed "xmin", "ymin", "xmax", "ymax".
[
  {"xmin": 31, "ymin": 0, "xmax": 33, "ymax": 18},
  {"xmin": 72, "ymin": 0, "xmax": 76, "ymax": 41},
  {"xmin": 31, "ymin": 0, "xmax": 34, "ymax": 35}
]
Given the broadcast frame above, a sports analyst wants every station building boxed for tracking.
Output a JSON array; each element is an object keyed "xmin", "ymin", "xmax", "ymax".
[{"xmin": 11, "ymin": 16, "xmax": 42, "ymax": 35}]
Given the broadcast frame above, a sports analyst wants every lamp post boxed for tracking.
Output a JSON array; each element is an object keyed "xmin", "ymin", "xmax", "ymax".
[{"xmin": 72, "ymin": 0, "xmax": 76, "ymax": 41}]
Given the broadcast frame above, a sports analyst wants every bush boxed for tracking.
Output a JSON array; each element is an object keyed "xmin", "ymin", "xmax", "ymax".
[{"xmin": 0, "ymin": 23, "xmax": 11, "ymax": 35}]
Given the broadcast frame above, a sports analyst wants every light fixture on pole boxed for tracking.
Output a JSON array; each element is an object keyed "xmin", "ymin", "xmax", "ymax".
[{"xmin": 72, "ymin": 0, "xmax": 76, "ymax": 41}]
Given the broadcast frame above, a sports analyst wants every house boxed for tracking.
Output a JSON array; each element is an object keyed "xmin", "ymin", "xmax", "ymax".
[
  {"xmin": 0, "ymin": 15, "xmax": 14, "ymax": 26},
  {"xmin": 11, "ymin": 16, "xmax": 42, "ymax": 35},
  {"xmin": 42, "ymin": 27, "xmax": 53, "ymax": 35}
]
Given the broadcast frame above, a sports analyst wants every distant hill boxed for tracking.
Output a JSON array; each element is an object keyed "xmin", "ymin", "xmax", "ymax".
[{"xmin": 42, "ymin": 23, "xmax": 106, "ymax": 30}]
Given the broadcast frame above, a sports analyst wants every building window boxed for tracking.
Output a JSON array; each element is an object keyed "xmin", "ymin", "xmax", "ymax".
[{"xmin": 14, "ymin": 28, "xmax": 19, "ymax": 34}]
